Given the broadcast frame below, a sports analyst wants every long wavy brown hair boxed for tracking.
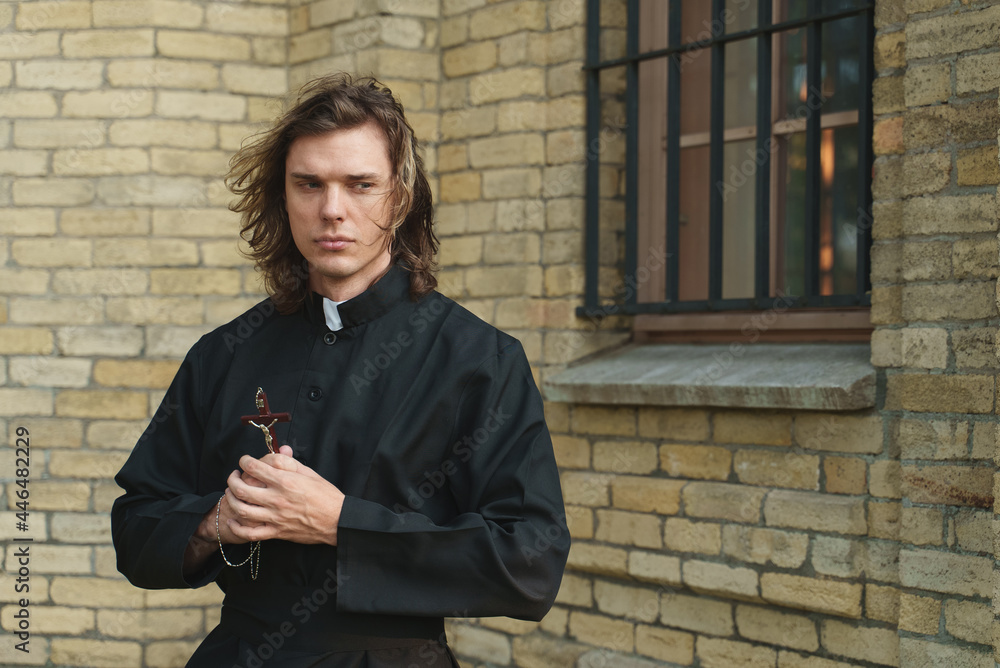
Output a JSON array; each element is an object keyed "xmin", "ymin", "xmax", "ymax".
[{"xmin": 227, "ymin": 73, "xmax": 438, "ymax": 313}]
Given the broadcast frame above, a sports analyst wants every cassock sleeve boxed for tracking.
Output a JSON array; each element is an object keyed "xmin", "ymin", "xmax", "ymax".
[
  {"xmin": 335, "ymin": 341, "xmax": 569, "ymax": 621},
  {"xmin": 111, "ymin": 340, "xmax": 226, "ymax": 590}
]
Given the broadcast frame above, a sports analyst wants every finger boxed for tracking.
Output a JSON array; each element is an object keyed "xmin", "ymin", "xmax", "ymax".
[
  {"xmin": 239, "ymin": 454, "xmax": 288, "ymax": 486},
  {"xmin": 225, "ymin": 488, "xmax": 269, "ymax": 524},
  {"xmin": 278, "ymin": 445, "xmax": 294, "ymax": 457},
  {"xmin": 228, "ymin": 518, "xmax": 277, "ymax": 543},
  {"xmin": 260, "ymin": 452, "xmax": 299, "ymax": 472},
  {"xmin": 227, "ymin": 475, "xmax": 269, "ymax": 509}
]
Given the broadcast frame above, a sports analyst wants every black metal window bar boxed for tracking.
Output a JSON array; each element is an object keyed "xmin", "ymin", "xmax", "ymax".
[{"xmin": 580, "ymin": 0, "xmax": 875, "ymax": 318}]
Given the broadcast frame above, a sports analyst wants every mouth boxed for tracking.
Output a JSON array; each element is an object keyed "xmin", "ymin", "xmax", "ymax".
[{"xmin": 316, "ymin": 237, "xmax": 353, "ymax": 251}]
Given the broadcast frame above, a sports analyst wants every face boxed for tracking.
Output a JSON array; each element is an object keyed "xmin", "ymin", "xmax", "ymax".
[{"xmin": 285, "ymin": 122, "xmax": 395, "ymax": 302}]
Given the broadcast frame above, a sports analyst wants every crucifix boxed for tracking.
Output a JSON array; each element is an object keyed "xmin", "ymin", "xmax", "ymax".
[{"xmin": 240, "ymin": 387, "xmax": 291, "ymax": 454}]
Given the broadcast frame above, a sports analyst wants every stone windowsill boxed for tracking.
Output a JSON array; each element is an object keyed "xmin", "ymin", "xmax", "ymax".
[{"xmin": 543, "ymin": 343, "xmax": 875, "ymax": 411}]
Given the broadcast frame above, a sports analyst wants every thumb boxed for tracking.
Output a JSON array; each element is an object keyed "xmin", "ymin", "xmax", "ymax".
[{"xmin": 277, "ymin": 444, "xmax": 294, "ymax": 457}]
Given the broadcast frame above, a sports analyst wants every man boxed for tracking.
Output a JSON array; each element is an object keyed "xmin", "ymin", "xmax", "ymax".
[{"xmin": 112, "ymin": 74, "xmax": 569, "ymax": 667}]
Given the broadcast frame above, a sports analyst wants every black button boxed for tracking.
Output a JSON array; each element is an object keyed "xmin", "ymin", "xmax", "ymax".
[
  {"xmin": 308, "ymin": 387, "xmax": 323, "ymax": 401},
  {"xmin": 323, "ymin": 332, "xmax": 337, "ymax": 345}
]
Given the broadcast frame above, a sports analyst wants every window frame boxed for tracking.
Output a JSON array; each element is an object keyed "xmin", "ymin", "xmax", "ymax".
[{"xmin": 580, "ymin": 0, "xmax": 876, "ymax": 339}]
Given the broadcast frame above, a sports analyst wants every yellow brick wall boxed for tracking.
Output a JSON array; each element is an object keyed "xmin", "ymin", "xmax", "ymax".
[{"xmin": 1, "ymin": 0, "xmax": 998, "ymax": 667}]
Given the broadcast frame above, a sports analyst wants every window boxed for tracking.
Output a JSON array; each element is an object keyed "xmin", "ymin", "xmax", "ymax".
[{"xmin": 581, "ymin": 0, "xmax": 875, "ymax": 341}]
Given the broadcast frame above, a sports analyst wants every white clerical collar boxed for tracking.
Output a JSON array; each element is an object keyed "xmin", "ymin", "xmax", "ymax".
[{"xmin": 322, "ymin": 298, "xmax": 347, "ymax": 332}]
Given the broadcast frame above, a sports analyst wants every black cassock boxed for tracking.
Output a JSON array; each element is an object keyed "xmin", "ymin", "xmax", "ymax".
[{"xmin": 112, "ymin": 265, "xmax": 570, "ymax": 667}]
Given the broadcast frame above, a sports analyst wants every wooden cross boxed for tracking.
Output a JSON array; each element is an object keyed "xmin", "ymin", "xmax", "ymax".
[{"xmin": 240, "ymin": 387, "xmax": 291, "ymax": 454}]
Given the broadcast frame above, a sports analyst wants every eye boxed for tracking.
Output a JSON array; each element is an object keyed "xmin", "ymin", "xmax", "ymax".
[
  {"xmin": 355, "ymin": 182, "xmax": 373, "ymax": 191},
  {"xmin": 300, "ymin": 181, "xmax": 320, "ymax": 190}
]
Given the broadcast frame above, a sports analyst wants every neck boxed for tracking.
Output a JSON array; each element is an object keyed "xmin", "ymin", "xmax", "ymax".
[{"xmin": 309, "ymin": 257, "xmax": 393, "ymax": 302}]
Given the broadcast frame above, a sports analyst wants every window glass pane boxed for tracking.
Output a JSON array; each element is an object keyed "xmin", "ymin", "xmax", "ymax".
[
  {"xmin": 680, "ymin": 2, "xmax": 712, "ymax": 136},
  {"xmin": 725, "ymin": 37, "xmax": 757, "ymax": 129},
  {"xmin": 821, "ymin": 15, "xmax": 862, "ymax": 114},
  {"xmin": 678, "ymin": 145, "xmax": 710, "ymax": 301},
  {"xmin": 722, "ymin": 139, "xmax": 757, "ymax": 299},
  {"xmin": 823, "ymin": 124, "xmax": 859, "ymax": 295},
  {"xmin": 779, "ymin": 132, "xmax": 806, "ymax": 297},
  {"xmin": 777, "ymin": 28, "xmax": 809, "ymax": 120},
  {"xmin": 726, "ymin": 0, "xmax": 757, "ymax": 32}
]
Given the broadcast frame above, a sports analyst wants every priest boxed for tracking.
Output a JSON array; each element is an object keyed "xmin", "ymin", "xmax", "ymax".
[{"xmin": 111, "ymin": 73, "xmax": 569, "ymax": 667}]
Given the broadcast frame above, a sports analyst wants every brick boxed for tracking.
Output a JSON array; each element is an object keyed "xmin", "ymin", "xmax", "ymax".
[
  {"xmin": 866, "ymin": 584, "xmax": 900, "ymax": 625},
  {"xmin": 566, "ymin": 542, "xmax": 627, "ymax": 577},
  {"xmin": 62, "ymin": 29, "xmax": 154, "ymax": 58},
  {"xmin": 51, "ymin": 576, "xmax": 145, "ymax": 608},
  {"xmin": 970, "ymin": 421, "xmax": 992, "ymax": 460},
  {"xmin": 610, "ymin": 476, "xmax": 683, "ymax": 514},
  {"xmin": 594, "ymin": 581, "xmax": 658, "ymax": 623},
  {"xmin": 441, "ymin": 108, "xmax": 497, "ymax": 141},
  {"xmin": 143, "ymin": 585, "xmax": 224, "ymax": 607},
  {"xmin": 99, "ymin": 608, "xmax": 204, "ymax": 640},
  {"xmin": 872, "ymin": 75, "xmax": 905, "ymax": 115},
  {"xmin": 469, "ymin": 1, "xmax": 545, "ymax": 39},
  {"xmin": 870, "ymin": 460, "xmax": 901, "ymax": 499},
  {"xmin": 482, "ymin": 168, "xmax": 542, "ymax": 199},
  {"xmin": 897, "ymin": 417, "xmax": 970, "ymax": 460},
  {"xmin": 469, "ymin": 134, "xmax": 545, "ymax": 168},
  {"xmin": 51, "ymin": 512, "xmax": 114, "ymax": 543},
  {"xmin": 497, "ymin": 198, "xmax": 545, "ymax": 232},
  {"xmin": 873, "ymin": 116, "xmax": 904, "ymax": 155},
  {"xmin": 902, "ymin": 151, "xmax": 951, "ymax": 197},
  {"xmin": 55, "ymin": 390, "xmax": 148, "ymax": 419},
  {"xmin": 683, "ymin": 560, "xmax": 759, "ymax": 601},
  {"xmin": 12, "ymin": 238, "xmax": 92, "ymax": 267},
  {"xmin": 734, "ymin": 450, "xmax": 819, "ymax": 490},
  {"xmin": 156, "ymin": 90, "xmax": 246, "ymax": 121},
  {"xmin": 110, "ymin": 119, "xmax": 218, "ymax": 149},
  {"xmin": 145, "ymin": 641, "xmax": 206, "ymax": 667},
  {"xmin": 95, "ymin": 239, "xmax": 199, "ymax": 267},
  {"xmin": 0, "ymin": 149, "xmax": 47, "ymax": 176},
  {"xmin": 16, "ymin": 1, "xmax": 91, "ymax": 29},
  {"xmin": 901, "ymin": 327, "xmax": 948, "ymax": 369},
  {"xmin": 14, "ymin": 178, "xmax": 96, "ymax": 206},
  {"xmin": 721, "ymin": 525, "xmax": 809, "ymax": 568},
  {"xmin": 954, "ymin": 508, "xmax": 991, "ymax": 553},
  {"xmin": 811, "ymin": 535, "xmax": 868, "ymax": 579},
  {"xmin": 900, "ymin": 507, "xmax": 942, "ymax": 546},
  {"xmin": 899, "ymin": 548, "xmax": 991, "ymax": 597},
  {"xmin": 595, "ymin": 509, "xmax": 660, "ymax": 548},
  {"xmin": 93, "ymin": 0, "xmax": 205, "ymax": 28},
  {"xmin": 568, "ymin": 611, "xmax": 634, "ymax": 652},
  {"xmin": 900, "ymin": 639, "xmax": 992, "ymax": 668},
  {"xmin": 554, "ymin": 572, "xmax": 592, "ymax": 608},
  {"xmin": 10, "ymin": 357, "xmax": 92, "ymax": 388},
  {"xmin": 942, "ymin": 599, "xmax": 990, "ymax": 645},
  {"xmin": 221, "ymin": 64, "xmax": 286, "ymax": 96},
  {"xmin": 627, "ymin": 551, "xmax": 681, "ymax": 586},
  {"xmin": 54, "ymin": 148, "xmax": 150, "ymax": 177},
  {"xmin": 439, "ymin": 171, "xmax": 482, "ymax": 202},
  {"xmin": 14, "ymin": 119, "xmax": 105, "ymax": 149},
  {"xmin": 824, "ymin": 456, "xmax": 867, "ymax": 495},
  {"xmin": 465, "ymin": 265, "xmax": 542, "ymax": 297},
  {"xmin": 684, "ymin": 482, "xmax": 765, "ymax": 523},
  {"xmin": 48, "ymin": 450, "xmax": 130, "ymax": 480},
  {"xmin": 593, "ymin": 442, "xmax": 656, "ymax": 474},
  {"xmin": 512, "ymin": 635, "xmax": 590, "ymax": 668},
  {"xmin": 874, "ymin": 30, "xmax": 905, "ymax": 70},
  {"xmin": 635, "ymin": 625, "xmax": 694, "ymax": 665},
  {"xmin": 905, "ymin": 4, "xmax": 1000, "ymax": 58},
  {"xmin": 151, "ymin": 148, "xmax": 229, "ymax": 177},
  {"xmin": 761, "ymin": 573, "xmax": 862, "ymax": 618},
  {"xmin": 870, "ymin": 329, "xmax": 902, "ymax": 367},
  {"xmin": 107, "ymin": 297, "xmax": 203, "ymax": 325},
  {"xmin": 663, "ymin": 518, "xmax": 720, "ymax": 554},
  {"xmin": 903, "ymin": 282, "xmax": 996, "ymax": 321},
  {"xmin": 0, "ymin": 30, "xmax": 60, "ymax": 59},
  {"xmin": 14, "ymin": 480, "xmax": 89, "ymax": 511},
  {"xmin": 469, "ymin": 68, "xmax": 545, "ymax": 105},
  {"xmin": 903, "ymin": 63, "xmax": 951, "ymax": 107},
  {"xmin": 152, "ymin": 208, "xmax": 241, "ymax": 237},
  {"xmin": 0, "ymin": 267, "xmax": 48, "ymax": 294},
  {"xmin": 821, "ymin": 621, "xmax": 898, "ymax": 667},
  {"xmin": 659, "ymin": 592, "xmax": 731, "ymax": 636},
  {"xmin": 56, "ymin": 326, "xmax": 143, "ymax": 357},
  {"xmin": 443, "ymin": 42, "xmax": 497, "ymax": 77},
  {"xmin": 437, "ymin": 234, "xmax": 482, "ymax": 266},
  {"xmin": 905, "ymin": 99, "xmax": 1000, "ymax": 148},
  {"xmin": 87, "ymin": 420, "xmax": 146, "ymax": 451},
  {"xmin": 659, "ymin": 444, "xmax": 731, "ymax": 480},
  {"xmin": 736, "ymin": 605, "xmax": 818, "ymax": 652},
  {"xmin": 94, "ymin": 359, "xmax": 179, "ymax": 389},
  {"xmin": 901, "ymin": 240, "xmax": 950, "ymax": 282},
  {"xmin": 902, "ymin": 464, "xmax": 992, "ymax": 508},
  {"xmin": 765, "ymin": 490, "xmax": 866, "ymax": 535},
  {"xmin": 638, "ymin": 407, "xmax": 710, "ymax": 441},
  {"xmin": 543, "ymin": 264, "xmax": 584, "ymax": 296},
  {"xmin": 205, "ymin": 3, "xmax": 286, "ymax": 35},
  {"xmin": 4, "ymin": 604, "xmax": 93, "ymax": 635},
  {"xmin": 777, "ymin": 654, "xmax": 860, "ymax": 668},
  {"xmin": 0, "ymin": 328, "xmax": 54, "ymax": 354},
  {"xmin": 450, "ymin": 624, "xmax": 512, "ymax": 665},
  {"xmin": 698, "ymin": 637, "xmax": 776, "ymax": 668},
  {"xmin": 15, "ymin": 60, "xmax": 104, "ymax": 90},
  {"xmin": 52, "ymin": 638, "xmax": 142, "ymax": 668},
  {"xmin": 956, "ymin": 51, "xmax": 1000, "ymax": 96},
  {"xmin": 12, "ymin": 418, "xmax": 83, "ymax": 448},
  {"xmin": 885, "ymin": 373, "xmax": 994, "ymax": 414},
  {"xmin": 714, "ymin": 411, "xmax": 791, "ymax": 446},
  {"xmin": 150, "ymin": 268, "xmax": 241, "ymax": 295},
  {"xmin": 309, "ymin": 0, "xmax": 354, "ymax": 27},
  {"xmin": 953, "ymin": 238, "xmax": 999, "ymax": 281},
  {"xmin": 10, "ymin": 297, "xmax": 104, "ymax": 326}
]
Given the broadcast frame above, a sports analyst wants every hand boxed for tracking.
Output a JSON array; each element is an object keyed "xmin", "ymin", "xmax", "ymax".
[{"xmin": 225, "ymin": 445, "xmax": 345, "ymax": 546}]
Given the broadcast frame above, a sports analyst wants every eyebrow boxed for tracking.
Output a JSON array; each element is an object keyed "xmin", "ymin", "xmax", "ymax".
[{"xmin": 288, "ymin": 172, "xmax": 383, "ymax": 181}]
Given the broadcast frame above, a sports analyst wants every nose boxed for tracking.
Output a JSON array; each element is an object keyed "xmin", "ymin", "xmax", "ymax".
[{"xmin": 320, "ymin": 185, "xmax": 344, "ymax": 222}]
